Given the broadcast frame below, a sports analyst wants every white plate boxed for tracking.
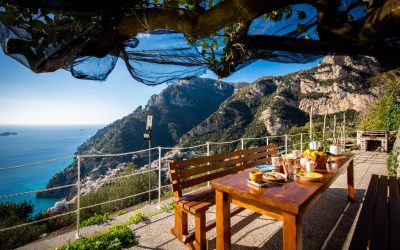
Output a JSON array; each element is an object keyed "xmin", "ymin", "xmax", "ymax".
[{"xmin": 263, "ymin": 172, "xmax": 287, "ymax": 182}]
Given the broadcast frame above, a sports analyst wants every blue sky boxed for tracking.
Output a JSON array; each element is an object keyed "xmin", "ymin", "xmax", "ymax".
[{"xmin": 0, "ymin": 50, "xmax": 321, "ymax": 125}]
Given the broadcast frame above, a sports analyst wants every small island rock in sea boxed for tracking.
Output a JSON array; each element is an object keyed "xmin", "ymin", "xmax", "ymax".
[{"xmin": 0, "ymin": 132, "xmax": 18, "ymax": 136}]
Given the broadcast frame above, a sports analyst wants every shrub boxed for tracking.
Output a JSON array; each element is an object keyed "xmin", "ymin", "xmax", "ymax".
[
  {"xmin": 80, "ymin": 212, "xmax": 110, "ymax": 227},
  {"xmin": 57, "ymin": 224, "xmax": 138, "ymax": 250},
  {"xmin": 160, "ymin": 202, "xmax": 174, "ymax": 213},
  {"xmin": 0, "ymin": 201, "xmax": 33, "ymax": 228},
  {"xmin": 129, "ymin": 212, "xmax": 149, "ymax": 224}
]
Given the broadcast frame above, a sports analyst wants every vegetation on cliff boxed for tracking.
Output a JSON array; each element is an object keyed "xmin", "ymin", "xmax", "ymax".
[{"xmin": 358, "ymin": 69, "xmax": 400, "ymax": 131}]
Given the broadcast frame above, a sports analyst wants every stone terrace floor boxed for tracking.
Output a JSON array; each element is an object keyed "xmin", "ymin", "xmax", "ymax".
[{"xmin": 20, "ymin": 151, "xmax": 388, "ymax": 250}]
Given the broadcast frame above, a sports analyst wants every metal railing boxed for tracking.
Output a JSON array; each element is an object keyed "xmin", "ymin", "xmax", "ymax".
[{"xmin": 0, "ymin": 130, "xmax": 356, "ymax": 237}]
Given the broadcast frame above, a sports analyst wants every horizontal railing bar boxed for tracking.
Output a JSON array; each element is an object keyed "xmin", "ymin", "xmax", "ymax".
[
  {"xmin": 107, "ymin": 169, "xmax": 158, "ymax": 181},
  {"xmin": 161, "ymin": 144, "xmax": 207, "ymax": 150},
  {"xmin": 0, "ymin": 183, "xmax": 77, "ymax": 199},
  {"xmin": 242, "ymin": 137, "xmax": 268, "ymax": 140},
  {"xmin": 209, "ymin": 139, "xmax": 241, "ymax": 145},
  {"xmin": 80, "ymin": 147, "xmax": 159, "ymax": 158},
  {"xmin": 0, "ymin": 156, "xmax": 75, "ymax": 171}
]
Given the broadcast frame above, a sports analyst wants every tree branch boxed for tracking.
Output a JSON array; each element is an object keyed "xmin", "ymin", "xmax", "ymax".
[{"xmin": 245, "ymin": 35, "xmax": 400, "ymax": 57}]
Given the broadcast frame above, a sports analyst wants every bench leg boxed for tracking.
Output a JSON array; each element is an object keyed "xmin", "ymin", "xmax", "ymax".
[
  {"xmin": 171, "ymin": 205, "xmax": 188, "ymax": 241},
  {"xmin": 194, "ymin": 212, "xmax": 207, "ymax": 250}
]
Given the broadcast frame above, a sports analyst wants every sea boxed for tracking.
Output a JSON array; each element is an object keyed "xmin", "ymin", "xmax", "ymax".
[{"xmin": 0, "ymin": 125, "xmax": 103, "ymax": 215}]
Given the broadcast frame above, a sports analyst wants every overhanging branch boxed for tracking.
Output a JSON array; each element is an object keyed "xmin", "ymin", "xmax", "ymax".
[{"xmin": 245, "ymin": 35, "xmax": 400, "ymax": 58}]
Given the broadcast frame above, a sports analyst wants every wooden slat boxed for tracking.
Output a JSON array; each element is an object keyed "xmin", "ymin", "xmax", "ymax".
[
  {"xmin": 240, "ymin": 144, "xmax": 276, "ymax": 155},
  {"xmin": 169, "ymin": 150, "xmax": 241, "ymax": 170},
  {"xmin": 350, "ymin": 174, "xmax": 379, "ymax": 250},
  {"xmin": 371, "ymin": 175, "xmax": 388, "ymax": 250},
  {"xmin": 176, "ymin": 187, "xmax": 214, "ymax": 203},
  {"xmin": 389, "ymin": 177, "xmax": 400, "ymax": 250},
  {"xmin": 186, "ymin": 196, "xmax": 215, "ymax": 213},
  {"xmin": 178, "ymin": 157, "xmax": 242, "ymax": 178},
  {"xmin": 179, "ymin": 192, "xmax": 215, "ymax": 213},
  {"xmin": 177, "ymin": 166, "xmax": 240, "ymax": 190},
  {"xmin": 241, "ymin": 151, "xmax": 271, "ymax": 163}
]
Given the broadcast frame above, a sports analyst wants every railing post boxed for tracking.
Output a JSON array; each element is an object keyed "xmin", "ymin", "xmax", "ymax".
[
  {"xmin": 75, "ymin": 155, "xmax": 81, "ymax": 239},
  {"xmin": 206, "ymin": 142, "xmax": 210, "ymax": 187},
  {"xmin": 148, "ymin": 142, "xmax": 151, "ymax": 204},
  {"xmin": 285, "ymin": 135, "xmax": 288, "ymax": 154},
  {"xmin": 266, "ymin": 136, "xmax": 269, "ymax": 145},
  {"xmin": 300, "ymin": 133, "xmax": 303, "ymax": 153},
  {"xmin": 241, "ymin": 138, "xmax": 244, "ymax": 150},
  {"xmin": 157, "ymin": 147, "xmax": 162, "ymax": 209}
]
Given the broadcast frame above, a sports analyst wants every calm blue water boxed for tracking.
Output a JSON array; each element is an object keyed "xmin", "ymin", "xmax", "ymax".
[{"xmin": 0, "ymin": 125, "xmax": 102, "ymax": 215}]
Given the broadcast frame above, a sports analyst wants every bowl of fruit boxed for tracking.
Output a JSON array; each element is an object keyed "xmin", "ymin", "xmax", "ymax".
[{"xmin": 303, "ymin": 149, "xmax": 329, "ymax": 167}]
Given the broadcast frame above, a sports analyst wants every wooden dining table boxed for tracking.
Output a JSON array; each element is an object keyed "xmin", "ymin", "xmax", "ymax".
[{"xmin": 212, "ymin": 153, "xmax": 355, "ymax": 250}]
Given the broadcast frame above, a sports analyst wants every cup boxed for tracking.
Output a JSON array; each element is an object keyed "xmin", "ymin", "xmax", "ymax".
[
  {"xmin": 249, "ymin": 170, "xmax": 263, "ymax": 182},
  {"xmin": 271, "ymin": 156, "xmax": 280, "ymax": 166},
  {"xmin": 300, "ymin": 157, "xmax": 310, "ymax": 167},
  {"xmin": 306, "ymin": 161, "xmax": 316, "ymax": 173},
  {"xmin": 292, "ymin": 150, "xmax": 300, "ymax": 158}
]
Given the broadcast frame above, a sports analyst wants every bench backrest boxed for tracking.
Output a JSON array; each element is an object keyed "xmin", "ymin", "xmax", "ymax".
[{"xmin": 169, "ymin": 144, "xmax": 277, "ymax": 198}]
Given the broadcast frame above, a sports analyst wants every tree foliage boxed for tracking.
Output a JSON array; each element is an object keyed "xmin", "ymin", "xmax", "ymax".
[
  {"xmin": 359, "ymin": 71, "xmax": 400, "ymax": 131},
  {"xmin": 1, "ymin": 0, "xmax": 399, "ymax": 84}
]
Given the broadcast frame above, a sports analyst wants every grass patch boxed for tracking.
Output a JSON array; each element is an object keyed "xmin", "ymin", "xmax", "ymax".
[
  {"xmin": 80, "ymin": 212, "xmax": 110, "ymax": 227},
  {"xmin": 129, "ymin": 212, "xmax": 149, "ymax": 224},
  {"xmin": 160, "ymin": 202, "xmax": 174, "ymax": 213},
  {"xmin": 57, "ymin": 224, "xmax": 137, "ymax": 250}
]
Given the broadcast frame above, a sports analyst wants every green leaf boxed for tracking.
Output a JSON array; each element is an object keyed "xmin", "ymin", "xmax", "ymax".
[
  {"xmin": 261, "ymin": 13, "xmax": 270, "ymax": 20},
  {"xmin": 200, "ymin": 41, "xmax": 209, "ymax": 49},
  {"xmin": 211, "ymin": 40, "xmax": 219, "ymax": 50},
  {"xmin": 209, "ymin": 0, "xmax": 214, "ymax": 8}
]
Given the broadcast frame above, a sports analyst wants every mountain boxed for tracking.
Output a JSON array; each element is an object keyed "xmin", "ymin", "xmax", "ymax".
[
  {"xmin": 38, "ymin": 77, "xmax": 236, "ymax": 198},
  {"xmin": 179, "ymin": 55, "xmax": 390, "ymax": 146},
  {"xmin": 40, "ymin": 55, "xmax": 398, "ymax": 199}
]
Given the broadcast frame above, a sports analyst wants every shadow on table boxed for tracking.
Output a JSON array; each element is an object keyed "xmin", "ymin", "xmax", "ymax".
[{"xmin": 208, "ymin": 187, "xmax": 365, "ymax": 250}]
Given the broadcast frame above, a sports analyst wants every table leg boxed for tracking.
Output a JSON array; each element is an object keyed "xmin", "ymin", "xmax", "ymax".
[
  {"xmin": 347, "ymin": 160, "xmax": 355, "ymax": 202},
  {"xmin": 216, "ymin": 190, "xmax": 231, "ymax": 250},
  {"xmin": 283, "ymin": 212, "xmax": 302, "ymax": 250}
]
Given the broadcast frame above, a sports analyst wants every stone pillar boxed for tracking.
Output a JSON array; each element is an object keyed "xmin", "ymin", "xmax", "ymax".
[{"xmin": 357, "ymin": 131, "xmax": 362, "ymax": 145}]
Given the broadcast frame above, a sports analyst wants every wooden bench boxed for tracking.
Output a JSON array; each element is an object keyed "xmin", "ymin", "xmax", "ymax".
[
  {"xmin": 350, "ymin": 174, "xmax": 400, "ymax": 250},
  {"xmin": 169, "ymin": 144, "xmax": 277, "ymax": 250}
]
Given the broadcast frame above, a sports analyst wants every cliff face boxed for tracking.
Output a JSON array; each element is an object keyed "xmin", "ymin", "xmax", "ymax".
[
  {"xmin": 39, "ymin": 77, "xmax": 235, "ymax": 198},
  {"xmin": 179, "ymin": 55, "xmax": 388, "ymax": 145}
]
